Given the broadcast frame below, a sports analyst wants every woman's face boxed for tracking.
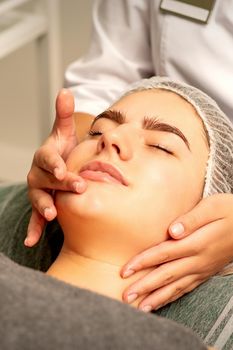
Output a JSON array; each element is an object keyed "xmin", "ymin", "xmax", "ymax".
[{"xmin": 56, "ymin": 90, "xmax": 209, "ymax": 258}]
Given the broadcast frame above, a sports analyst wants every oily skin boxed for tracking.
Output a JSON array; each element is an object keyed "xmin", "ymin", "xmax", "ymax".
[{"xmin": 46, "ymin": 89, "xmax": 209, "ymax": 307}]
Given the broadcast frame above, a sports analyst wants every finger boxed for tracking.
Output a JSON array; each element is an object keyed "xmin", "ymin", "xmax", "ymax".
[
  {"xmin": 28, "ymin": 188, "xmax": 57, "ymax": 221},
  {"xmin": 138, "ymin": 275, "xmax": 203, "ymax": 312},
  {"xmin": 168, "ymin": 193, "xmax": 231, "ymax": 239},
  {"xmin": 28, "ymin": 166, "xmax": 87, "ymax": 194},
  {"xmin": 53, "ymin": 89, "xmax": 76, "ymax": 139},
  {"xmin": 32, "ymin": 89, "xmax": 76, "ymax": 180},
  {"xmin": 121, "ymin": 239, "xmax": 196, "ymax": 277},
  {"xmin": 33, "ymin": 146, "xmax": 67, "ymax": 180},
  {"xmin": 29, "ymin": 174, "xmax": 87, "ymax": 218},
  {"xmin": 122, "ymin": 257, "xmax": 198, "ymax": 302},
  {"xmin": 25, "ymin": 209, "xmax": 46, "ymax": 247}
]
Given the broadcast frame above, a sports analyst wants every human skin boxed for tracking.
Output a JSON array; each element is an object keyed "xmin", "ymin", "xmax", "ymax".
[{"xmin": 46, "ymin": 89, "xmax": 209, "ymax": 309}]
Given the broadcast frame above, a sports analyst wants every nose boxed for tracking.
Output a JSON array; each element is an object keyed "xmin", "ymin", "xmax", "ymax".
[{"xmin": 96, "ymin": 125, "xmax": 133, "ymax": 161}]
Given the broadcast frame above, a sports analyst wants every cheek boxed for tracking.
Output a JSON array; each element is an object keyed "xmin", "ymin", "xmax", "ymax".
[
  {"xmin": 118, "ymin": 162, "xmax": 183, "ymax": 245},
  {"xmin": 66, "ymin": 141, "xmax": 96, "ymax": 172},
  {"xmin": 133, "ymin": 159, "xmax": 196, "ymax": 222}
]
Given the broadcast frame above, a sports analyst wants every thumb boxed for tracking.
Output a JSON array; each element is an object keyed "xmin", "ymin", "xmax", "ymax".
[
  {"xmin": 53, "ymin": 88, "xmax": 76, "ymax": 139},
  {"xmin": 168, "ymin": 195, "xmax": 222, "ymax": 239}
]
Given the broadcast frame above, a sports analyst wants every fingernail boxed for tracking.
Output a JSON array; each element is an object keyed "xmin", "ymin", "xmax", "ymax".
[
  {"xmin": 126, "ymin": 293, "xmax": 138, "ymax": 304},
  {"xmin": 170, "ymin": 222, "xmax": 184, "ymax": 238},
  {"xmin": 73, "ymin": 181, "xmax": 83, "ymax": 192},
  {"xmin": 54, "ymin": 167, "xmax": 63, "ymax": 180},
  {"xmin": 141, "ymin": 305, "xmax": 152, "ymax": 313},
  {"xmin": 122, "ymin": 269, "xmax": 135, "ymax": 278},
  {"xmin": 44, "ymin": 207, "xmax": 53, "ymax": 220},
  {"xmin": 24, "ymin": 237, "xmax": 32, "ymax": 247}
]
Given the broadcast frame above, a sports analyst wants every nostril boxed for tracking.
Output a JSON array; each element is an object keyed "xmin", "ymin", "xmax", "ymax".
[
  {"xmin": 100, "ymin": 141, "xmax": 105, "ymax": 150},
  {"xmin": 100, "ymin": 140, "xmax": 120, "ymax": 154},
  {"xmin": 113, "ymin": 144, "xmax": 120, "ymax": 154}
]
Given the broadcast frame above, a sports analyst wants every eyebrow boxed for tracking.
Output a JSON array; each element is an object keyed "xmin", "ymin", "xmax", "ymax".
[{"xmin": 91, "ymin": 110, "xmax": 191, "ymax": 151}]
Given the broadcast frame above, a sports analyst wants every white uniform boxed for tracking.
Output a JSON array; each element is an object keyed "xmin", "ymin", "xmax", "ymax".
[{"xmin": 65, "ymin": 0, "xmax": 233, "ymax": 121}]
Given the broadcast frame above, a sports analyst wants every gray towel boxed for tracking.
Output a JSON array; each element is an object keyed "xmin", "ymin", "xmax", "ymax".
[{"xmin": 0, "ymin": 253, "xmax": 206, "ymax": 350}]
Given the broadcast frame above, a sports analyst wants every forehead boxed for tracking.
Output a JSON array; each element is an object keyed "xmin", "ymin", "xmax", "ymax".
[{"xmin": 111, "ymin": 90, "xmax": 200, "ymax": 128}]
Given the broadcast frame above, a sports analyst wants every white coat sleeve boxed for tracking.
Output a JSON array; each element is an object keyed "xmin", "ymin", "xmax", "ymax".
[{"xmin": 64, "ymin": 0, "xmax": 154, "ymax": 116}]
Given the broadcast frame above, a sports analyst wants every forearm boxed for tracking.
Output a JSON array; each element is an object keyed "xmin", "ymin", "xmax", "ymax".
[{"xmin": 65, "ymin": 0, "xmax": 154, "ymax": 116}]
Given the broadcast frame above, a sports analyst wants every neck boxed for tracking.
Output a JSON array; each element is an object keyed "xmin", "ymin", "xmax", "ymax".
[{"xmin": 46, "ymin": 244, "xmax": 153, "ymax": 308}]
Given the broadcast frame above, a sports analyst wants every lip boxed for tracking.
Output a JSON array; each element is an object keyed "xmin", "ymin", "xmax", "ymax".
[{"xmin": 79, "ymin": 161, "xmax": 129, "ymax": 186}]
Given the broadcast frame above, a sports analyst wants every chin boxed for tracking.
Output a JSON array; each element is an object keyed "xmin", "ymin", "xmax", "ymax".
[{"xmin": 55, "ymin": 184, "xmax": 115, "ymax": 219}]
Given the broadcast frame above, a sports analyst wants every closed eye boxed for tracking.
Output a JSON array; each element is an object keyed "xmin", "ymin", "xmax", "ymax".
[
  {"xmin": 88, "ymin": 130, "xmax": 173, "ymax": 154},
  {"xmin": 88, "ymin": 130, "xmax": 102, "ymax": 136},
  {"xmin": 149, "ymin": 144, "xmax": 173, "ymax": 155}
]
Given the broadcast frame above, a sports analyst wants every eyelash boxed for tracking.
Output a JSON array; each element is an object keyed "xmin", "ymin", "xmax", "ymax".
[
  {"xmin": 88, "ymin": 130, "xmax": 102, "ymax": 136},
  {"xmin": 88, "ymin": 130, "xmax": 173, "ymax": 155},
  {"xmin": 148, "ymin": 144, "xmax": 173, "ymax": 155}
]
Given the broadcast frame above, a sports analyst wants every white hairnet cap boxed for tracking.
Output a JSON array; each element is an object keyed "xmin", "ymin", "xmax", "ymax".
[{"xmin": 124, "ymin": 76, "xmax": 233, "ymax": 198}]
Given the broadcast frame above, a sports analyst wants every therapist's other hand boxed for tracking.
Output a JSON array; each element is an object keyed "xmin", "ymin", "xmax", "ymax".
[
  {"xmin": 121, "ymin": 193, "xmax": 233, "ymax": 312},
  {"xmin": 26, "ymin": 89, "xmax": 87, "ymax": 247}
]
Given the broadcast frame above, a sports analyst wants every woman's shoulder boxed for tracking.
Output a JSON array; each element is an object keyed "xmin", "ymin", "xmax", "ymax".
[
  {"xmin": 0, "ymin": 252, "xmax": 76, "ymax": 295},
  {"xmin": 157, "ymin": 275, "xmax": 233, "ymax": 349},
  {"xmin": 0, "ymin": 183, "xmax": 63, "ymax": 271}
]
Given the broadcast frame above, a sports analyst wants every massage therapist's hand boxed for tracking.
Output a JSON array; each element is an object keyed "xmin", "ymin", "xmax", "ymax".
[
  {"xmin": 26, "ymin": 89, "xmax": 87, "ymax": 247},
  {"xmin": 121, "ymin": 193, "xmax": 233, "ymax": 312}
]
